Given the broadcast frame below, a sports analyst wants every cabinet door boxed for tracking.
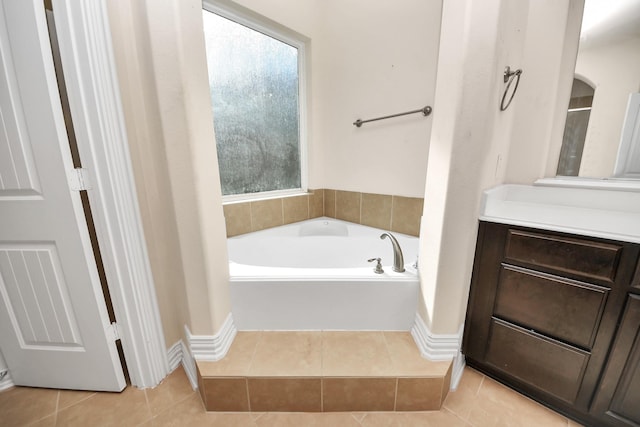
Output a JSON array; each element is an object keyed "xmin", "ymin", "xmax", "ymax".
[{"xmin": 591, "ymin": 294, "xmax": 640, "ymax": 426}]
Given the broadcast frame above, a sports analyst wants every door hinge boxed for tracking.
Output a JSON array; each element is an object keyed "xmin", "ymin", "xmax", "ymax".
[
  {"xmin": 69, "ymin": 167, "xmax": 92, "ymax": 191},
  {"xmin": 109, "ymin": 322, "xmax": 121, "ymax": 341}
]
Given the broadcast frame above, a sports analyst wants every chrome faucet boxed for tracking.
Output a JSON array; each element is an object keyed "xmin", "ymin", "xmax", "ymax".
[{"xmin": 380, "ymin": 233, "xmax": 405, "ymax": 272}]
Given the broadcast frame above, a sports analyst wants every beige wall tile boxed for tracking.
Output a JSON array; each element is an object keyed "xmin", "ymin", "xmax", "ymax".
[
  {"xmin": 197, "ymin": 332, "xmax": 261, "ymax": 377},
  {"xmin": 361, "ymin": 411, "xmax": 469, "ymax": 426},
  {"xmin": 250, "ymin": 199, "xmax": 283, "ymax": 231},
  {"xmin": 145, "ymin": 366, "xmax": 195, "ymax": 416},
  {"xmin": 322, "ymin": 378, "xmax": 396, "ymax": 412},
  {"xmin": 151, "ymin": 393, "xmax": 220, "ymax": 426},
  {"xmin": 466, "ymin": 375, "xmax": 568, "ymax": 426},
  {"xmin": 249, "ymin": 332, "xmax": 322, "ymax": 376},
  {"xmin": 223, "ymin": 202, "xmax": 252, "ymax": 237},
  {"xmin": 283, "ymin": 195, "xmax": 309, "ymax": 224},
  {"xmin": 396, "ymin": 377, "xmax": 443, "ymax": 411},
  {"xmin": 383, "ymin": 332, "xmax": 451, "ymax": 376},
  {"xmin": 322, "ymin": 332, "xmax": 393, "ymax": 376},
  {"xmin": 27, "ymin": 414, "xmax": 56, "ymax": 427},
  {"xmin": 308, "ymin": 189, "xmax": 324, "ymax": 218},
  {"xmin": 391, "ymin": 196, "xmax": 424, "ymax": 236},
  {"xmin": 0, "ymin": 387, "xmax": 58, "ymax": 427},
  {"xmin": 324, "ymin": 189, "xmax": 336, "ymax": 218},
  {"xmin": 443, "ymin": 367, "xmax": 485, "ymax": 420},
  {"xmin": 197, "ymin": 365, "xmax": 207, "ymax": 409},
  {"xmin": 361, "ymin": 193, "xmax": 392, "ymax": 230},
  {"xmin": 256, "ymin": 413, "xmax": 361, "ymax": 426},
  {"xmin": 248, "ymin": 378, "xmax": 321, "ymax": 412},
  {"xmin": 442, "ymin": 362, "xmax": 453, "ymax": 404},
  {"xmin": 56, "ymin": 386, "xmax": 152, "ymax": 427},
  {"xmin": 58, "ymin": 389, "xmax": 96, "ymax": 411},
  {"xmin": 203, "ymin": 378, "xmax": 249, "ymax": 411},
  {"xmin": 335, "ymin": 190, "xmax": 361, "ymax": 223}
]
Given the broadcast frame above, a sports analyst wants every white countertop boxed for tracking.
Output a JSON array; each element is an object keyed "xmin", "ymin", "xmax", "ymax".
[{"xmin": 479, "ymin": 184, "xmax": 640, "ymax": 244}]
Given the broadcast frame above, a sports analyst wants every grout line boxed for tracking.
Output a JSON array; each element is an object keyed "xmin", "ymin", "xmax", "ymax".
[
  {"xmin": 393, "ymin": 377, "xmax": 398, "ymax": 411},
  {"xmin": 380, "ymin": 331, "xmax": 394, "ymax": 370},
  {"xmin": 322, "ymin": 189, "xmax": 325, "ymax": 216},
  {"xmin": 246, "ymin": 331, "xmax": 262, "ymax": 375},
  {"xmin": 475, "ymin": 375, "xmax": 485, "ymax": 397},
  {"xmin": 248, "ymin": 202, "xmax": 254, "ymax": 232},
  {"xmin": 279, "ymin": 198, "xmax": 284, "ymax": 226},
  {"xmin": 320, "ymin": 331, "xmax": 324, "ymax": 412},
  {"xmin": 252, "ymin": 412, "xmax": 266, "ymax": 421},
  {"xmin": 142, "ymin": 386, "xmax": 153, "ymax": 421},
  {"xmin": 390, "ymin": 196, "xmax": 395, "ymax": 231},
  {"xmin": 57, "ymin": 391, "xmax": 97, "ymax": 412},
  {"xmin": 52, "ymin": 391, "xmax": 60, "ymax": 426},
  {"xmin": 245, "ymin": 377, "xmax": 252, "ymax": 412},
  {"xmin": 443, "ymin": 406, "xmax": 472, "ymax": 426},
  {"xmin": 350, "ymin": 412, "xmax": 366, "ymax": 425},
  {"xmin": 320, "ymin": 377, "xmax": 324, "ymax": 412}
]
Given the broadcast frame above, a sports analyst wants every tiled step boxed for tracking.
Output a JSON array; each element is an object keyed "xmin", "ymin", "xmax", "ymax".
[{"xmin": 196, "ymin": 331, "xmax": 452, "ymax": 412}]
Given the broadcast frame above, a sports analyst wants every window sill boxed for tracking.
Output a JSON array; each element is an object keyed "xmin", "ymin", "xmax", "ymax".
[{"xmin": 222, "ymin": 188, "xmax": 311, "ymax": 205}]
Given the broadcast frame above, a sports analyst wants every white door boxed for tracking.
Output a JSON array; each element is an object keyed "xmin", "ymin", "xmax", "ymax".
[{"xmin": 0, "ymin": 0, "xmax": 126, "ymax": 391}]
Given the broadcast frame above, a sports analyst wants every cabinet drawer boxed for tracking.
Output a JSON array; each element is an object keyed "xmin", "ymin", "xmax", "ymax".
[
  {"xmin": 485, "ymin": 318, "xmax": 589, "ymax": 404},
  {"xmin": 505, "ymin": 230, "xmax": 622, "ymax": 284},
  {"xmin": 494, "ymin": 265, "xmax": 608, "ymax": 349}
]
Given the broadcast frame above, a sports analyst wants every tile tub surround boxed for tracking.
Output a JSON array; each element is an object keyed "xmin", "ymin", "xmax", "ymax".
[
  {"xmin": 223, "ymin": 189, "xmax": 424, "ymax": 237},
  {"xmin": 196, "ymin": 331, "xmax": 452, "ymax": 412},
  {"xmin": 223, "ymin": 190, "xmax": 324, "ymax": 237}
]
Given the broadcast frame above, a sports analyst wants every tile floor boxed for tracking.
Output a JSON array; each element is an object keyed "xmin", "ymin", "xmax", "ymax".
[{"xmin": 0, "ymin": 364, "xmax": 584, "ymax": 426}]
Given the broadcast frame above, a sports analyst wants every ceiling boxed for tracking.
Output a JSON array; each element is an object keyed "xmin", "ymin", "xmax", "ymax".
[{"xmin": 580, "ymin": 0, "xmax": 640, "ymax": 49}]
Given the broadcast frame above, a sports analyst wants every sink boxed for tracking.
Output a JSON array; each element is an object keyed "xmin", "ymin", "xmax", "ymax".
[{"xmin": 479, "ymin": 184, "xmax": 640, "ymax": 243}]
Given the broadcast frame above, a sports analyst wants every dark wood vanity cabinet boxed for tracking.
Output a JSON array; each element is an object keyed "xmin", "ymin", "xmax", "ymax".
[{"xmin": 463, "ymin": 221, "xmax": 640, "ymax": 426}]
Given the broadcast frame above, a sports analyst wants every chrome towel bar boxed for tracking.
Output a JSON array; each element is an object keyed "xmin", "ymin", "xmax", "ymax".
[{"xmin": 353, "ymin": 105, "xmax": 432, "ymax": 127}]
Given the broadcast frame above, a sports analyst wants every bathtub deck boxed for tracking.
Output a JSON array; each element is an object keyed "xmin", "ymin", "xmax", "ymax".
[{"xmin": 196, "ymin": 331, "xmax": 453, "ymax": 412}]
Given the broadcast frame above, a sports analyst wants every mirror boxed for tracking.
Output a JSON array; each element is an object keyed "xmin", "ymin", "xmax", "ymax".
[{"xmin": 557, "ymin": 0, "xmax": 640, "ymax": 179}]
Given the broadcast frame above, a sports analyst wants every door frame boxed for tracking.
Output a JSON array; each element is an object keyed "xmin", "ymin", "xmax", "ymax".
[{"xmin": 49, "ymin": 0, "xmax": 169, "ymax": 388}]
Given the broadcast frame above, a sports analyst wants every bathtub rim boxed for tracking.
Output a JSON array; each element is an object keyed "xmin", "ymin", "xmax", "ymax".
[
  {"xmin": 227, "ymin": 216, "xmax": 420, "ymax": 277},
  {"xmin": 228, "ymin": 262, "xmax": 420, "ymax": 281}
]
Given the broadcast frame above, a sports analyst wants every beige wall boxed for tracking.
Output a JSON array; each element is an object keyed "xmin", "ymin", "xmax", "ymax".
[
  {"xmin": 419, "ymin": 0, "xmax": 583, "ymax": 334},
  {"xmin": 231, "ymin": 0, "xmax": 443, "ymax": 198},
  {"xmin": 107, "ymin": 0, "xmax": 583, "ymax": 346},
  {"xmin": 107, "ymin": 0, "xmax": 231, "ymax": 342},
  {"xmin": 107, "ymin": 0, "xmax": 189, "ymax": 345},
  {"xmin": 576, "ymin": 36, "xmax": 640, "ymax": 178},
  {"xmin": 107, "ymin": 0, "xmax": 443, "ymax": 346}
]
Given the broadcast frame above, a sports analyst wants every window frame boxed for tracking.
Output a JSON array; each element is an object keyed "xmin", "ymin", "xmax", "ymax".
[{"xmin": 202, "ymin": 0, "xmax": 309, "ymax": 203}]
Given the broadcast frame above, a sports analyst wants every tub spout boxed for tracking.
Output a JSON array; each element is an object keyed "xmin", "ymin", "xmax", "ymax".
[{"xmin": 380, "ymin": 233, "xmax": 405, "ymax": 272}]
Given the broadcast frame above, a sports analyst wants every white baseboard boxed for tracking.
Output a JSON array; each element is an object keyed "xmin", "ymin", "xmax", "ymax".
[
  {"xmin": 162, "ymin": 314, "xmax": 237, "ymax": 391},
  {"xmin": 167, "ymin": 340, "xmax": 184, "ymax": 372},
  {"xmin": 185, "ymin": 313, "xmax": 237, "ymax": 362},
  {"xmin": 450, "ymin": 351, "xmax": 466, "ymax": 391},
  {"xmin": 411, "ymin": 314, "xmax": 461, "ymax": 360},
  {"xmin": 166, "ymin": 339, "xmax": 198, "ymax": 390},
  {"xmin": 0, "ymin": 371, "xmax": 13, "ymax": 391},
  {"xmin": 180, "ymin": 342, "xmax": 199, "ymax": 391},
  {"xmin": 411, "ymin": 314, "xmax": 464, "ymax": 390}
]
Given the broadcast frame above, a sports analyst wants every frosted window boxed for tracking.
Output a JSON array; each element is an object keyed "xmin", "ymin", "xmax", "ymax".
[{"xmin": 202, "ymin": 10, "xmax": 301, "ymax": 196}]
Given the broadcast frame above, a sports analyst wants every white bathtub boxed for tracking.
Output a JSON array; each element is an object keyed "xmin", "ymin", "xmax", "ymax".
[{"xmin": 228, "ymin": 217, "xmax": 420, "ymax": 330}]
